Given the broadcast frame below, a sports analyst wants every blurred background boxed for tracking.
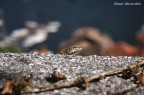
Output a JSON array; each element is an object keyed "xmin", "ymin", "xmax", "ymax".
[{"xmin": 0, "ymin": 0, "xmax": 144, "ymax": 56}]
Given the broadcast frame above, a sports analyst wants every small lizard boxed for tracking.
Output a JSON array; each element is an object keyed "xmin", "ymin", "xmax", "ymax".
[{"xmin": 59, "ymin": 46, "xmax": 82, "ymax": 55}]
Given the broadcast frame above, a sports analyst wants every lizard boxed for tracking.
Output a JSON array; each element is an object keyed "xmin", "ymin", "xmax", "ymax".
[
  {"xmin": 29, "ymin": 46, "xmax": 83, "ymax": 55},
  {"xmin": 59, "ymin": 46, "xmax": 83, "ymax": 55}
]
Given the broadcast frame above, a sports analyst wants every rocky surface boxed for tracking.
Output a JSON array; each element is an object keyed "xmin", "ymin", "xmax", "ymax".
[{"xmin": 0, "ymin": 53, "xmax": 144, "ymax": 95}]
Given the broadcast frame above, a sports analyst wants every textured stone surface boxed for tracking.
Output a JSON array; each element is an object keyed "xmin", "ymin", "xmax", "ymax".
[{"xmin": 0, "ymin": 53, "xmax": 144, "ymax": 95}]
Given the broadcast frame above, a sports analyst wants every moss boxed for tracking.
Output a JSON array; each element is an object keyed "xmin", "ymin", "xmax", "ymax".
[{"xmin": 0, "ymin": 45, "xmax": 22, "ymax": 53}]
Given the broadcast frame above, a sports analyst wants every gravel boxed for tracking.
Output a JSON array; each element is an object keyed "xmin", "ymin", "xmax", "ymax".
[{"xmin": 0, "ymin": 53, "xmax": 143, "ymax": 95}]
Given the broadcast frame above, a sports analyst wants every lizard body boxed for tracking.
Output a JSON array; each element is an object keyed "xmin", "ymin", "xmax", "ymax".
[{"xmin": 59, "ymin": 47, "xmax": 82, "ymax": 55}]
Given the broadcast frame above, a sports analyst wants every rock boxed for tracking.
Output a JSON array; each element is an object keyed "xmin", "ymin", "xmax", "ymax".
[{"xmin": 0, "ymin": 53, "xmax": 143, "ymax": 95}]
